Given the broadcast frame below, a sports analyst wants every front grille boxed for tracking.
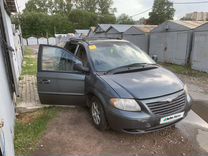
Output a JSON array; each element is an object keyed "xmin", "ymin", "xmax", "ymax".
[{"xmin": 145, "ymin": 93, "xmax": 186, "ymax": 116}]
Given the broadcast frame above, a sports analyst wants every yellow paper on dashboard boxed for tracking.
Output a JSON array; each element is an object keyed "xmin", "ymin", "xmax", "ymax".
[{"xmin": 89, "ymin": 45, "xmax": 97, "ymax": 51}]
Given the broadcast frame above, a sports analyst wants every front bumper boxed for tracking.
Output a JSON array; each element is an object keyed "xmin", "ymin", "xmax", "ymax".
[{"xmin": 106, "ymin": 94, "xmax": 192, "ymax": 134}]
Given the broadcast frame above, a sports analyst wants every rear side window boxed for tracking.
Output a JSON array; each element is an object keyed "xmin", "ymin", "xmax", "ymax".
[{"xmin": 41, "ymin": 46, "xmax": 79, "ymax": 72}]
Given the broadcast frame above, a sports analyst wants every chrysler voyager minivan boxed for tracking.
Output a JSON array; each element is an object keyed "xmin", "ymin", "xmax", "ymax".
[{"xmin": 37, "ymin": 38, "xmax": 192, "ymax": 134}]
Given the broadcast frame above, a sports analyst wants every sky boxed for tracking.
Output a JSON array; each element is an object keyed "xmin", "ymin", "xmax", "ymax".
[{"xmin": 16, "ymin": 0, "xmax": 208, "ymax": 20}]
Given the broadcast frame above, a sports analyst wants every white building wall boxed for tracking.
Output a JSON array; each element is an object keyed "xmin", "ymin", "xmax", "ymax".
[
  {"xmin": 0, "ymin": 2, "xmax": 15, "ymax": 156},
  {"xmin": 1, "ymin": 7, "xmax": 21, "ymax": 80},
  {"xmin": 0, "ymin": 47, "xmax": 15, "ymax": 156},
  {"xmin": 14, "ymin": 31, "xmax": 23, "ymax": 74}
]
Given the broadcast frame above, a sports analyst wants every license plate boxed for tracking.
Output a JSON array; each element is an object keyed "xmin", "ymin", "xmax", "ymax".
[{"xmin": 160, "ymin": 112, "xmax": 184, "ymax": 124}]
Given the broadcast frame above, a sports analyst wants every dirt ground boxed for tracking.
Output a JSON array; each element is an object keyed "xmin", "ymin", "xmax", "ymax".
[
  {"xmin": 32, "ymin": 107, "xmax": 206, "ymax": 156},
  {"xmin": 178, "ymin": 74, "xmax": 208, "ymax": 95}
]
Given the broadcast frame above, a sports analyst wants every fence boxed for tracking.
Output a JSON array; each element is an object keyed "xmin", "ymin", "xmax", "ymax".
[
  {"xmin": 23, "ymin": 34, "xmax": 74, "ymax": 46},
  {"xmin": 23, "ymin": 37, "xmax": 58, "ymax": 46}
]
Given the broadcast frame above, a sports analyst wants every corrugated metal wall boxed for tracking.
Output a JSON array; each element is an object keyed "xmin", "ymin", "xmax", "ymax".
[
  {"xmin": 93, "ymin": 32, "xmax": 107, "ymax": 38},
  {"xmin": 123, "ymin": 34, "xmax": 149, "ymax": 52},
  {"xmin": 149, "ymin": 31, "xmax": 191, "ymax": 65},
  {"xmin": 106, "ymin": 32, "xmax": 122, "ymax": 39},
  {"xmin": 191, "ymin": 25, "xmax": 208, "ymax": 72}
]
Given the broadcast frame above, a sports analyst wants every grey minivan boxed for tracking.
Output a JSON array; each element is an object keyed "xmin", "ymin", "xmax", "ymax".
[{"xmin": 37, "ymin": 38, "xmax": 192, "ymax": 134}]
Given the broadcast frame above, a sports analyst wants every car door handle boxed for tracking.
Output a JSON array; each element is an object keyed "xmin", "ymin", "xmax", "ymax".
[{"xmin": 39, "ymin": 79, "xmax": 51, "ymax": 84}]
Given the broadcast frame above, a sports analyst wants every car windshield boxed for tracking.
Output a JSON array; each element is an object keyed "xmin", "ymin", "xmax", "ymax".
[{"xmin": 89, "ymin": 41, "xmax": 155, "ymax": 72}]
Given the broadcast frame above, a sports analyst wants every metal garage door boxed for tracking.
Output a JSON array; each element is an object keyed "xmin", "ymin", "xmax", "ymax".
[
  {"xmin": 123, "ymin": 35, "xmax": 148, "ymax": 52},
  {"xmin": 192, "ymin": 31, "xmax": 208, "ymax": 72},
  {"xmin": 150, "ymin": 31, "xmax": 189, "ymax": 65},
  {"xmin": 166, "ymin": 31, "xmax": 189, "ymax": 65},
  {"xmin": 149, "ymin": 33, "xmax": 166, "ymax": 62}
]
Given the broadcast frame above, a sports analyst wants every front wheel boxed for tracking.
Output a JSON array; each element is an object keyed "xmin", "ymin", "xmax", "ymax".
[{"xmin": 90, "ymin": 97, "xmax": 108, "ymax": 131}]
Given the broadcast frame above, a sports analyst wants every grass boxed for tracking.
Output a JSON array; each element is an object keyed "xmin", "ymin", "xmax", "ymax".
[
  {"xmin": 22, "ymin": 47, "xmax": 37, "ymax": 75},
  {"xmin": 15, "ymin": 107, "xmax": 58, "ymax": 155},
  {"xmin": 161, "ymin": 63, "xmax": 208, "ymax": 78}
]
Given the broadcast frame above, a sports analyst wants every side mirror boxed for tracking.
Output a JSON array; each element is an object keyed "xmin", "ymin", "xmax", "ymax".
[
  {"xmin": 73, "ymin": 63, "xmax": 90, "ymax": 73},
  {"xmin": 151, "ymin": 55, "xmax": 158, "ymax": 62}
]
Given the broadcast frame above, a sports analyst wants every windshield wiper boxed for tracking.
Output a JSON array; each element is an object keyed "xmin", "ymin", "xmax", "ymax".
[
  {"xmin": 126, "ymin": 63, "xmax": 157, "ymax": 67},
  {"xmin": 104, "ymin": 63, "xmax": 158, "ymax": 75}
]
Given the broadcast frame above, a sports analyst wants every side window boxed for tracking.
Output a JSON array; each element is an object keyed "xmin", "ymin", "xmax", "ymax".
[
  {"xmin": 41, "ymin": 46, "xmax": 80, "ymax": 72},
  {"xmin": 64, "ymin": 42, "xmax": 78, "ymax": 54},
  {"xmin": 76, "ymin": 46, "xmax": 88, "ymax": 67}
]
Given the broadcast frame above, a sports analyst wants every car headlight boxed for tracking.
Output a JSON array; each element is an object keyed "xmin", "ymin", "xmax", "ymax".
[{"xmin": 110, "ymin": 98, "xmax": 141, "ymax": 112}]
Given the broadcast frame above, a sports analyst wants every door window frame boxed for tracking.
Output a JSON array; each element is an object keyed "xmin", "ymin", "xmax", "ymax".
[
  {"xmin": 75, "ymin": 44, "xmax": 90, "ymax": 67},
  {"xmin": 38, "ymin": 44, "xmax": 83, "ymax": 74}
]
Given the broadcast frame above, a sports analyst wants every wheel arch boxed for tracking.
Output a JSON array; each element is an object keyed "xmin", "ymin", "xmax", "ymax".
[{"xmin": 86, "ymin": 90, "xmax": 108, "ymax": 109}]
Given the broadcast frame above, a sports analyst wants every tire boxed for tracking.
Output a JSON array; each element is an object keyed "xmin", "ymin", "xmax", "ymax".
[{"xmin": 90, "ymin": 97, "xmax": 108, "ymax": 131}]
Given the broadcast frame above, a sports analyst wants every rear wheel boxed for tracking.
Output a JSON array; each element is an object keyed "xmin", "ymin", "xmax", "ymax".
[{"xmin": 90, "ymin": 97, "xmax": 108, "ymax": 131}]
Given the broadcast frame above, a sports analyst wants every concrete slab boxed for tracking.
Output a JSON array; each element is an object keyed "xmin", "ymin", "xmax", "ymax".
[
  {"xmin": 178, "ymin": 110, "xmax": 208, "ymax": 153},
  {"xmin": 188, "ymin": 83, "xmax": 208, "ymax": 102}
]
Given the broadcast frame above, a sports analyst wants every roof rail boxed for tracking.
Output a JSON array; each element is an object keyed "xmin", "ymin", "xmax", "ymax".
[
  {"xmin": 85, "ymin": 36, "xmax": 122, "ymax": 40},
  {"xmin": 69, "ymin": 36, "xmax": 123, "ymax": 43}
]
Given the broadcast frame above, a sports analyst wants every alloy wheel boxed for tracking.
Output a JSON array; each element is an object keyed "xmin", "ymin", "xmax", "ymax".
[{"xmin": 91, "ymin": 102, "xmax": 101, "ymax": 125}]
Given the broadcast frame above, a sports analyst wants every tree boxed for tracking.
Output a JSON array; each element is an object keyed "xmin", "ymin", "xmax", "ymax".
[
  {"xmin": 137, "ymin": 17, "xmax": 147, "ymax": 24},
  {"xmin": 73, "ymin": 0, "xmax": 98, "ymax": 13},
  {"xmin": 97, "ymin": 0, "xmax": 116, "ymax": 14},
  {"xmin": 24, "ymin": 0, "xmax": 73, "ymax": 15},
  {"xmin": 24, "ymin": 0, "xmax": 48, "ymax": 13},
  {"xmin": 14, "ymin": 12, "xmax": 73, "ymax": 38},
  {"xmin": 13, "ymin": 0, "xmax": 118, "ymax": 37},
  {"xmin": 49, "ymin": 0, "xmax": 73, "ymax": 15},
  {"xmin": 74, "ymin": 0, "xmax": 116, "ymax": 14},
  {"xmin": 68, "ymin": 9, "xmax": 116, "ymax": 29},
  {"xmin": 148, "ymin": 0, "xmax": 175, "ymax": 25},
  {"xmin": 116, "ymin": 14, "xmax": 135, "ymax": 24},
  {"xmin": 98, "ymin": 14, "xmax": 116, "ymax": 24},
  {"xmin": 68, "ymin": 9, "xmax": 99, "ymax": 29}
]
